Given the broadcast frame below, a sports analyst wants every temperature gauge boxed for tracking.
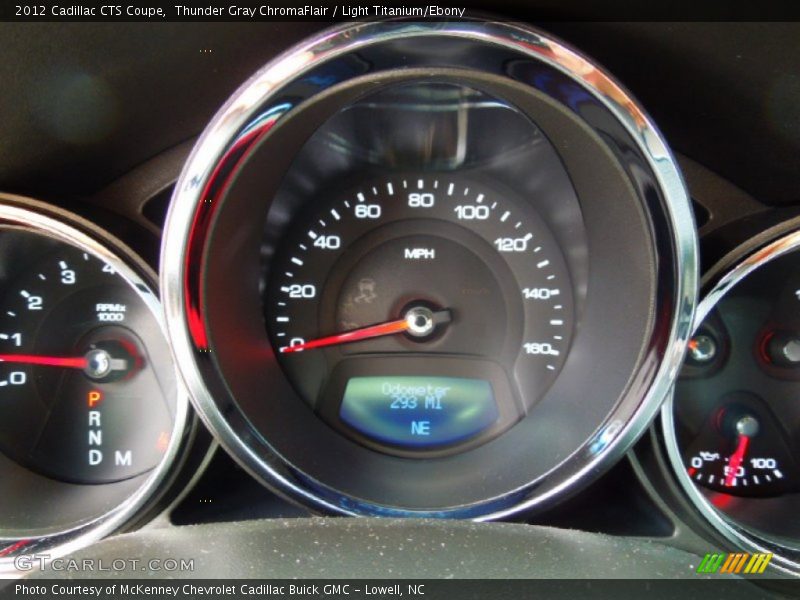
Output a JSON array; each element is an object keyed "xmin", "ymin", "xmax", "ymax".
[
  {"xmin": 663, "ymin": 223, "xmax": 800, "ymax": 570},
  {"xmin": 681, "ymin": 393, "xmax": 799, "ymax": 497}
]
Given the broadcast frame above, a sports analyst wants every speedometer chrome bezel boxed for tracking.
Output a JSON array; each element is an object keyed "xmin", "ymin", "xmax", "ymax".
[
  {"xmin": 661, "ymin": 220, "xmax": 800, "ymax": 576},
  {"xmin": 162, "ymin": 20, "xmax": 697, "ymax": 519},
  {"xmin": 0, "ymin": 195, "xmax": 195, "ymax": 576}
]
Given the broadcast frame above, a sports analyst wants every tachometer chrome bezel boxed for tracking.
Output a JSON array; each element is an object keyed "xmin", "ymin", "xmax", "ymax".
[{"xmin": 0, "ymin": 195, "xmax": 195, "ymax": 576}]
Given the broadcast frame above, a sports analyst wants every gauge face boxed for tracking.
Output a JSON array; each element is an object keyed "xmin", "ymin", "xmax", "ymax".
[
  {"xmin": 674, "ymin": 252, "xmax": 800, "ymax": 500},
  {"xmin": 0, "ymin": 199, "xmax": 192, "ymax": 573},
  {"xmin": 265, "ymin": 175, "xmax": 574, "ymax": 455},
  {"xmin": 681, "ymin": 391, "xmax": 798, "ymax": 496},
  {"xmin": 0, "ymin": 231, "xmax": 176, "ymax": 484},
  {"xmin": 667, "ymin": 232, "xmax": 800, "ymax": 554},
  {"xmin": 164, "ymin": 21, "xmax": 695, "ymax": 518}
]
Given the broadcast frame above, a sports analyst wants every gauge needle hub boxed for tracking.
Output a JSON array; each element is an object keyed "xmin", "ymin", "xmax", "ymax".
[{"xmin": 280, "ymin": 307, "xmax": 452, "ymax": 353}]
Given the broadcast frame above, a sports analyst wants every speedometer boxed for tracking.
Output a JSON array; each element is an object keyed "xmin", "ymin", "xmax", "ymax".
[
  {"xmin": 266, "ymin": 176, "xmax": 573, "ymax": 455},
  {"xmin": 163, "ymin": 21, "xmax": 696, "ymax": 518}
]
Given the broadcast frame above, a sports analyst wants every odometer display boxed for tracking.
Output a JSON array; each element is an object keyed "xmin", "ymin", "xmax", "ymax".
[
  {"xmin": 265, "ymin": 175, "xmax": 574, "ymax": 454},
  {"xmin": 340, "ymin": 375, "xmax": 498, "ymax": 449}
]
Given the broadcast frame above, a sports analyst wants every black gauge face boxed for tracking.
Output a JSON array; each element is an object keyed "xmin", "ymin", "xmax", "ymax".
[
  {"xmin": 672, "ymin": 245, "xmax": 800, "ymax": 543},
  {"xmin": 166, "ymin": 23, "xmax": 695, "ymax": 518},
  {"xmin": 680, "ymin": 390, "xmax": 799, "ymax": 496},
  {"xmin": 265, "ymin": 175, "xmax": 575, "ymax": 455},
  {"xmin": 0, "ymin": 232, "xmax": 176, "ymax": 484}
]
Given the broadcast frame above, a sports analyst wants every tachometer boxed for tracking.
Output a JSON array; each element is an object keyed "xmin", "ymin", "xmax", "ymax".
[
  {"xmin": 266, "ymin": 176, "xmax": 573, "ymax": 455},
  {"xmin": 0, "ymin": 243, "xmax": 174, "ymax": 483},
  {"xmin": 0, "ymin": 196, "xmax": 193, "ymax": 573}
]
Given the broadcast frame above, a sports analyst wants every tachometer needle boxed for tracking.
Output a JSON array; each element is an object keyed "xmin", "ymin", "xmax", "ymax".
[
  {"xmin": 0, "ymin": 354, "xmax": 89, "ymax": 369},
  {"xmin": 724, "ymin": 433, "xmax": 750, "ymax": 487},
  {"xmin": 280, "ymin": 307, "xmax": 452, "ymax": 353}
]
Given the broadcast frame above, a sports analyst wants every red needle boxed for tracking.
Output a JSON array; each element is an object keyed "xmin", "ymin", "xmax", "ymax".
[
  {"xmin": 0, "ymin": 354, "xmax": 88, "ymax": 369},
  {"xmin": 0, "ymin": 539, "xmax": 30, "ymax": 558},
  {"xmin": 724, "ymin": 434, "xmax": 750, "ymax": 487},
  {"xmin": 280, "ymin": 318, "xmax": 410, "ymax": 354},
  {"xmin": 281, "ymin": 308, "xmax": 453, "ymax": 354}
]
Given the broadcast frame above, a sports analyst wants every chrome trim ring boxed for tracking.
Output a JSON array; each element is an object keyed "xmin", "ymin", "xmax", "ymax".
[
  {"xmin": 662, "ymin": 225, "xmax": 800, "ymax": 576},
  {"xmin": 0, "ymin": 196, "xmax": 193, "ymax": 576},
  {"xmin": 162, "ymin": 20, "xmax": 697, "ymax": 519}
]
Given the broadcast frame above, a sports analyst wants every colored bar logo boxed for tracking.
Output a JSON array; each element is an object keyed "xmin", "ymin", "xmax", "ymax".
[{"xmin": 696, "ymin": 552, "xmax": 772, "ymax": 574}]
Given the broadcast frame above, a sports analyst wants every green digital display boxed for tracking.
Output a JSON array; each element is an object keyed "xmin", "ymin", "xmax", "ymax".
[{"xmin": 339, "ymin": 376, "xmax": 498, "ymax": 449}]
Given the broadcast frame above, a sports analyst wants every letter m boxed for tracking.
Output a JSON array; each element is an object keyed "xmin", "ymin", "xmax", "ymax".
[
  {"xmin": 696, "ymin": 553, "xmax": 725, "ymax": 574},
  {"xmin": 114, "ymin": 450, "xmax": 132, "ymax": 466}
]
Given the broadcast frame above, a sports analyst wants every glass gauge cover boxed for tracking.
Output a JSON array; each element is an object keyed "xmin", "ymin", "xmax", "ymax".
[
  {"xmin": 0, "ymin": 198, "xmax": 191, "ymax": 572},
  {"xmin": 665, "ymin": 224, "xmax": 800, "ymax": 573}
]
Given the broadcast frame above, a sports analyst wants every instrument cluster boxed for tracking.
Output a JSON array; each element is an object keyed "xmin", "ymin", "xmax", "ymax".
[{"xmin": 0, "ymin": 19, "xmax": 798, "ymax": 581}]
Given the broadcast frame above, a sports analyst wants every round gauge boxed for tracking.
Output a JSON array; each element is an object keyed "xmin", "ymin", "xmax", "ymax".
[
  {"xmin": 266, "ymin": 175, "xmax": 573, "ymax": 456},
  {"xmin": 0, "ymin": 197, "xmax": 192, "ymax": 572},
  {"xmin": 0, "ymin": 244, "xmax": 175, "ymax": 483},
  {"xmin": 163, "ymin": 21, "xmax": 696, "ymax": 518},
  {"xmin": 663, "ymin": 222, "xmax": 800, "ymax": 574}
]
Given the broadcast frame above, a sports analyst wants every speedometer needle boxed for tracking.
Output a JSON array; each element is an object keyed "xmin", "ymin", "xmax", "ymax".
[
  {"xmin": 280, "ymin": 307, "xmax": 452, "ymax": 354},
  {"xmin": 0, "ymin": 353, "xmax": 89, "ymax": 369}
]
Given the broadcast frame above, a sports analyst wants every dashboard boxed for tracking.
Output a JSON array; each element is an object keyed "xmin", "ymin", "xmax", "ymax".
[{"xmin": 0, "ymin": 18, "xmax": 799, "ymax": 590}]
